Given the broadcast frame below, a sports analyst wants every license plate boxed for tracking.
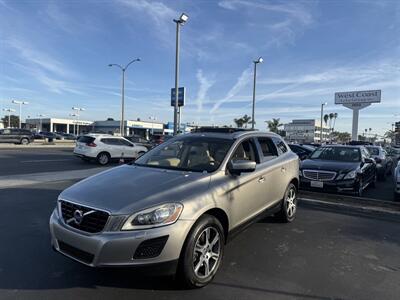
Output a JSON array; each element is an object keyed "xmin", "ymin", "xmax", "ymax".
[{"xmin": 311, "ymin": 181, "xmax": 323, "ymax": 188}]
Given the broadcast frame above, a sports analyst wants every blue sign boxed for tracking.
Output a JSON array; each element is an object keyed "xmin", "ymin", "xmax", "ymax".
[{"xmin": 171, "ymin": 87, "xmax": 185, "ymax": 107}]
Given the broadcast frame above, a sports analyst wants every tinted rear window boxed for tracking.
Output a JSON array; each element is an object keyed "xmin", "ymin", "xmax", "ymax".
[
  {"xmin": 77, "ymin": 136, "xmax": 95, "ymax": 144},
  {"xmin": 366, "ymin": 147, "xmax": 380, "ymax": 156}
]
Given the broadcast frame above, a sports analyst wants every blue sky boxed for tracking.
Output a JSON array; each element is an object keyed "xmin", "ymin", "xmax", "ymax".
[{"xmin": 1, "ymin": 0, "xmax": 399, "ymax": 135}]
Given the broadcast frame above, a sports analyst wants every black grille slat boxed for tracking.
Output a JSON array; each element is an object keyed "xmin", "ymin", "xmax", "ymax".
[
  {"xmin": 60, "ymin": 200, "xmax": 109, "ymax": 233},
  {"xmin": 133, "ymin": 236, "xmax": 169, "ymax": 259}
]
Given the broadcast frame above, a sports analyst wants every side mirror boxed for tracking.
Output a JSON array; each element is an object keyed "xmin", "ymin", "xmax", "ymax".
[
  {"xmin": 300, "ymin": 154, "xmax": 308, "ymax": 161},
  {"xmin": 228, "ymin": 160, "xmax": 256, "ymax": 175}
]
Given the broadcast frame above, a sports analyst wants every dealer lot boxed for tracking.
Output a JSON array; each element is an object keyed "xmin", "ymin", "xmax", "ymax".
[{"xmin": 0, "ymin": 180, "xmax": 399, "ymax": 300}]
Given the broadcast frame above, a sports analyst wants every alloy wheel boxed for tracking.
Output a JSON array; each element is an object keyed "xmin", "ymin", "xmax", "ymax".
[
  {"xmin": 286, "ymin": 187, "xmax": 297, "ymax": 218},
  {"xmin": 98, "ymin": 154, "xmax": 109, "ymax": 165},
  {"xmin": 193, "ymin": 227, "xmax": 221, "ymax": 279}
]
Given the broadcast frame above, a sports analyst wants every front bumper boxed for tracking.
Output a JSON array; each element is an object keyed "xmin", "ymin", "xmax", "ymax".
[
  {"xmin": 300, "ymin": 177, "xmax": 359, "ymax": 193},
  {"xmin": 49, "ymin": 209, "xmax": 195, "ymax": 270}
]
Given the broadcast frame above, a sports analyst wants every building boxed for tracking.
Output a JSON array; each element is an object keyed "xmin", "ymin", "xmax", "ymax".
[
  {"xmin": 284, "ymin": 119, "xmax": 330, "ymax": 144},
  {"xmin": 25, "ymin": 117, "xmax": 93, "ymax": 134},
  {"xmin": 0, "ymin": 120, "xmax": 3, "ymax": 129},
  {"xmin": 164, "ymin": 122, "xmax": 195, "ymax": 135},
  {"xmin": 92, "ymin": 119, "xmax": 164, "ymax": 137}
]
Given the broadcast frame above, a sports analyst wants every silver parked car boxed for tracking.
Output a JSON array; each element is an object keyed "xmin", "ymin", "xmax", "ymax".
[
  {"xmin": 49, "ymin": 128, "xmax": 299, "ymax": 288},
  {"xmin": 365, "ymin": 146, "xmax": 393, "ymax": 180}
]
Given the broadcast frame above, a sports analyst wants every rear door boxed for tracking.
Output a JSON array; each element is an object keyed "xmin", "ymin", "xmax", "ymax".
[
  {"xmin": 0, "ymin": 129, "xmax": 13, "ymax": 143},
  {"xmin": 118, "ymin": 138, "xmax": 137, "ymax": 159},
  {"xmin": 255, "ymin": 136, "xmax": 289, "ymax": 204}
]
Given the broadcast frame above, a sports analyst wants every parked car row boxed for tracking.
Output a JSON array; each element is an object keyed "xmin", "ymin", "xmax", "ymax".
[{"xmin": 289, "ymin": 143, "xmax": 400, "ymax": 199}]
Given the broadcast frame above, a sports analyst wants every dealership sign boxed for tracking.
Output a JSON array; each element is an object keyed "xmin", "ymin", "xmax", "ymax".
[{"xmin": 335, "ymin": 90, "xmax": 381, "ymax": 104}]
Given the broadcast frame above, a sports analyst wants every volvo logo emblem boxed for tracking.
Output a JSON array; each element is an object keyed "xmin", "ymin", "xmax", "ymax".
[{"xmin": 73, "ymin": 210, "xmax": 84, "ymax": 225}]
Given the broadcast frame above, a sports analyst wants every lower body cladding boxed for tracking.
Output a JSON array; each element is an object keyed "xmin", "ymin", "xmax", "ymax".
[
  {"xmin": 300, "ymin": 177, "xmax": 359, "ymax": 194},
  {"xmin": 49, "ymin": 210, "xmax": 195, "ymax": 274}
]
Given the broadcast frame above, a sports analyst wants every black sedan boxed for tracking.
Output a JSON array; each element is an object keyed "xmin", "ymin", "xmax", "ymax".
[{"xmin": 299, "ymin": 145, "xmax": 377, "ymax": 197}]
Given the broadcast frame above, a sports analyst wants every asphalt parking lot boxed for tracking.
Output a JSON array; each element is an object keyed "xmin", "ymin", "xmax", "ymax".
[{"xmin": 0, "ymin": 180, "xmax": 399, "ymax": 300}]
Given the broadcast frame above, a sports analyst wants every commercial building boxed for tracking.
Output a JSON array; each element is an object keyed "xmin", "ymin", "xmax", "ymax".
[
  {"xmin": 92, "ymin": 119, "xmax": 164, "ymax": 137},
  {"xmin": 0, "ymin": 120, "xmax": 3, "ymax": 129},
  {"xmin": 25, "ymin": 118, "xmax": 93, "ymax": 134},
  {"xmin": 284, "ymin": 119, "xmax": 330, "ymax": 144}
]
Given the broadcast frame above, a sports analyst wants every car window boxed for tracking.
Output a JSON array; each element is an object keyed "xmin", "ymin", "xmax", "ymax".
[
  {"xmin": 257, "ymin": 137, "xmax": 278, "ymax": 160},
  {"xmin": 136, "ymin": 136, "xmax": 233, "ymax": 173},
  {"xmin": 272, "ymin": 137, "xmax": 288, "ymax": 155},
  {"xmin": 366, "ymin": 147, "xmax": 379, "ymax": 156},
  {"xmin": 101, "ymin": 138, "xmax": 122, "ymax": 146},
  {"xmin": 289, "ymin": 145, "xmax": 305, "ymax": 155},
  {"xmin": 231, "ymin": 139, "xmax": 258, "ymax": 163},
  {"xmin": 310, "ymin": 146, "xmax": 361, "ymax": 162},
  {"xmin": 3, "ymin": 129, "xmax": 11, "ymax": 135},
  {"xmin": 119, "ymin": 139, "xmax": 133, "ymax": 146},
  {"xmin": 78, "ymin": 136, "xmax": 95, "ymax": 144}
]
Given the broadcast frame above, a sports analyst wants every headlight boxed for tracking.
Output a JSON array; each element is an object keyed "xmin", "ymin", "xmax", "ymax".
[
  {"xmin": 121, "ymin": 203, "xmax": 183, "ymax": 231},
  {"xmin": 344, "ymin": 170, "xmax": 357, "ymax": 179}
]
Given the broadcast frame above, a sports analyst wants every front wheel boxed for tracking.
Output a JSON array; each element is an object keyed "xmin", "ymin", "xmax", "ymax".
[
  {"xmin": 179, "ymin": 215, "xmax": 224, "ymax": 289},
  {"xmin": 276, "ymin": 183, "xmax": 297, "ymax": 223},
  {"xmin": 97, "ymin": 152, "xmax": 110, "ymax": 165},
  {"xmin": 356, "ymin": 178, "xmax": 363, "ymax": 197},
  {"xmin": 20, "ymin": 138, "xmax": 29, "ymax": 145}
]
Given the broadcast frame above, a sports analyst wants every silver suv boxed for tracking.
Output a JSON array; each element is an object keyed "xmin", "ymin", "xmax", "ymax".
[{"xmin": 49, "ymin": 128, "xmax": 299, "ymax": 288}]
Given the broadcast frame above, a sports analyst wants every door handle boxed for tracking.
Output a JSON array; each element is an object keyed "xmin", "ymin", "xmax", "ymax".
[
  {"xmin": 281, "ymin": 167, "xmax": 286, "ymax": 172},
  {"xmin": 258, "ymin": 176, "xmax": 265, "ymax": 183}
]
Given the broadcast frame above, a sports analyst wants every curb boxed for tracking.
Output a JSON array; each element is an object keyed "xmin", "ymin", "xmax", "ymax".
[{"xmin": 299, "ymin": 197, "xmax": 400, "ymax": 222}]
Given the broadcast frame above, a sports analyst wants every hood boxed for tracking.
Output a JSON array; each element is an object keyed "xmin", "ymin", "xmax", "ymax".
[
  {"xmin": 59, "ymin": 165, "xmax": 211, "ymax": 215},
  {"xmin": 300, "ymin": 159, "xmax": 360, "ymax": 173}
]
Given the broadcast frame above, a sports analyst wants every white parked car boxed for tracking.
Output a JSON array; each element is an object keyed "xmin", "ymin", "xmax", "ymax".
[{"xmin": 74, "ymin": 134, "xmax": 148, "ymax": 165}]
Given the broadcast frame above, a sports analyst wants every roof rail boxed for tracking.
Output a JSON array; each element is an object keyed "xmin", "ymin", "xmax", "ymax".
[{"xmin": 191, "ymin": 126, "xmax": 257, "ymax": 133}]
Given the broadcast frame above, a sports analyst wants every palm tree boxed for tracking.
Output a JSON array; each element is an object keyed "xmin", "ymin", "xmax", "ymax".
[
  {"xmin": 332, "ymin": 113, "xmax": 338, "ymax": 132},
  {"xmin": 242, "ymin": 114, "xmax": 252, "ymax": 128},
  {"xmin": 266, "ymin": 118, "xmax": 283, "ymax": 133},
  {"xmin": 233, "ymin": 117, "xmax": 244, "ymax": 128},
  {"xmin": 323, "ymin": 114, "xmax": 329, "ymax": 126}
]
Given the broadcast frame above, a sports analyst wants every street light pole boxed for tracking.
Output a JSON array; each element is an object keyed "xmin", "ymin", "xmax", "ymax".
[
  {"xmin": 251, "ymin": 57, "xmax": 263, "ymax": 129},
  {"xmin": 72, "ymin": 107, "xmax": 85, "ymax": 135},
  {"xmin": 149, "ymin": 116, "xmax": 156, "ymax": 135},
  {"xmin": 3, "ymin": 108, "xmax": 15, "ymax": 128},
  {"xmin": 12, "ymin": 100, "xmax": 29, "ymax": 128},
  {"xmin": 109, "ymin": 58, "xmax": 140, "ymax": 137},
  {"xmin": 173, "ymin": 13, "xmax": 189, "ymax": 136},
  {"xmin": 320, "ymin": 102, "xmax": 327, "ymax": 143},
  {"xmin": 38, "ymin": 114, "xmax": 45, "ymax": 132}
]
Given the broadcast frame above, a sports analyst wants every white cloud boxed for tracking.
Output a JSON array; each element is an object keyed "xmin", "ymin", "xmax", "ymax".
[
  {"xmin": 195, "ymin": 70, "xmax": 215, "ymax": 112},
  {"xmin": 210, "ymin": 67, "xmax": 252, "ymax": 113}
]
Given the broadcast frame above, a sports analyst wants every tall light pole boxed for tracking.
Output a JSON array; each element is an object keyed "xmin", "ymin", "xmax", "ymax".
[
  {"xmin": 109, "ymin": 58, "xmax": 140, "ymax": 137},
  {"xmin": 69, "ymin": 113, "xmax": 79, "ymax": 135},
  {"xmin": 173, "ymin": 13, "xmax": 189, "ymax": 136},
  {"xmin": 3, "ymin": 108, "xmax": 16, "ymax": 128},
  {"xmin": 149, "ymin": 116, "xmax": 156, "ymax": 135},
  {"xmin": 72, "ymin": 107, "xmax": 85, "ymax": 135},
  {"xmin": 38, "ymin": 114, "xmax": 45, "ymax": 132},
  {"xmin": 320, "ymin": 102, "xmax": 327, "ymax": 143},
  {"xmin": 251, "ymin": 57, "xmax": 263, "ymax": 129},
  {"xmin": 11, "ymin": 100, "xmax": 29, "ymax": 128}
]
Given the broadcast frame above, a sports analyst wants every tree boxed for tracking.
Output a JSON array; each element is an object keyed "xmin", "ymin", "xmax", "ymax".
[
  {"xmin": 331, "ymin": 113, "xmax": 338, "ymax": 132},
  {"xmin": 233, "ymin": 114, "xmax": 252, "ymax": 128},
  {"xmin": 331, "ymin": 131, "xmax": 351, "ymax": 143},
  {"xmin": 384, "ymin": 130, "xmax": 395, "ymax": 140},
  {"xmin": 266, "ymin": 118, "xmax": 283, "ymax": 133},
  {"xmin": 1, "ymin": 115, "xmax": 19, "ymax": 128},
  {"xmin": 323, "ymin": 114, "xmax": 329, "ymax": 126}
]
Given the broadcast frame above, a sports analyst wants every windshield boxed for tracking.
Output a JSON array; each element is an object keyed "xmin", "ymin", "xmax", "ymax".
[
  {"xmin": 366, "ymin": 147, "xmax": 380, "ymax": 156},
  {"xmin": 310, "ymin": 147, "xmax": 361, "ymax": 162},
  {"xmin": 135, "ymin": 136, "xmax": 234, "ymax": 172}
]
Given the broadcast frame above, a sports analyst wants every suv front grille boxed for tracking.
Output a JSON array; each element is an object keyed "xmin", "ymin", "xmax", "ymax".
[
  {"xmin": 60, "ymin": 200, "xmax": 109, "ymax": 233},
  {"xmin": 303, "ymin": 170, "xmax": 336, "ymax": 181}
]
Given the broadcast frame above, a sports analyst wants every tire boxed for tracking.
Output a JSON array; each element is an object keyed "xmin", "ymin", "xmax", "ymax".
[
  {"xmin": 178, "ymin": 215, "xmax": 225, "ymax": 289},
  {"xmin": 97, "ymin": 152, "xmax": 110, "ymax": 165},
  {"xmin": 378, "ymin": 170, "xmax": 385, "ymax": 181},
  {"xmin": 20, "ymin": 138, "xmax": 29, "ymax": 145},
  {"xmin": 275, "ymin": 183, "xmax": 297, "ymax": 223}
]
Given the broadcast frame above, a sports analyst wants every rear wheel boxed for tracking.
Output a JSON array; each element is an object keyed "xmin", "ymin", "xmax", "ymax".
[
  {"xmin": 97, "ymin": 152, "xmax": 110, "ymax": 165},
  {"xmin": 276, "ymin": 183, "xmax": 297, "ymax": 223},
  {"xmin": 20, "ymin": 138, "xmax": 29, "ymax": 145},
  {"xmin": 179, "ymin": 215, "xmax": 224, "ymax": 289}
]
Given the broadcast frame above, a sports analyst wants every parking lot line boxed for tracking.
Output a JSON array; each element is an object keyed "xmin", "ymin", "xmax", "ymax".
[{"xmin": 20, "ymin": 159, "xmax": 74, "ymax": 163}]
